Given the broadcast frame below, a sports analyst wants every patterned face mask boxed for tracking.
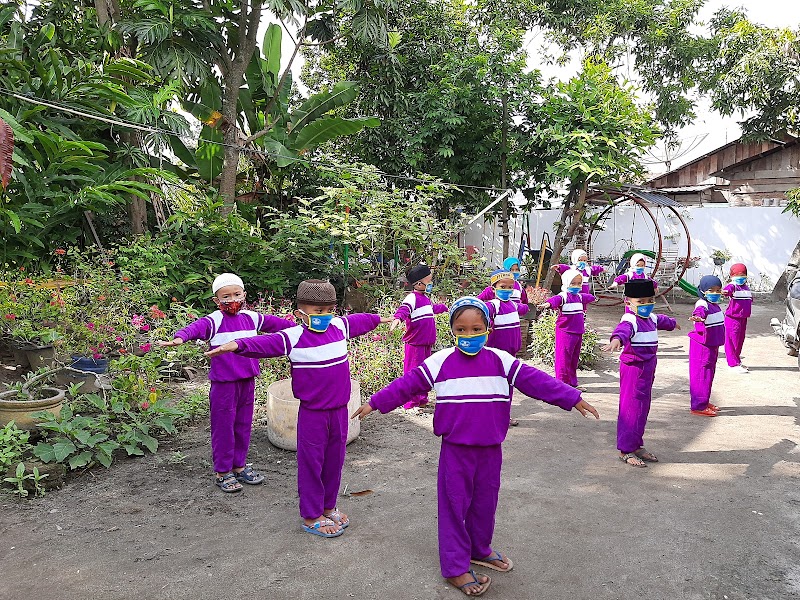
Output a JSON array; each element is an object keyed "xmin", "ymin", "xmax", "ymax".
[{"xmin": 219, "ymin": 300, "xmax": 244, "ymax": 315}]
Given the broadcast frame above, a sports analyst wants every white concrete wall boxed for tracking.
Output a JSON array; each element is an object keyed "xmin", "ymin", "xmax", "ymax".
[{"xmin": 465, "ymin": 205, "xmax": 800, "ymax": 291}]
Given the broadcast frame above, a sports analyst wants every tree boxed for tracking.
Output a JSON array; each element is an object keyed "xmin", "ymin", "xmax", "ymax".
[
  {"xmin": 303, "ymin": 0, "xmax": 548, "ymax": 247},
  {"xmin": 529, "ymin": 60, "xmax": 660, "ymax": 290}
]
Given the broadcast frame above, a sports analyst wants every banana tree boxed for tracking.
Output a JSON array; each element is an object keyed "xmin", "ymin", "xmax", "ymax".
[{"xmin": 176, "ymin": 24, "xmax": 379, "ymax": 197}]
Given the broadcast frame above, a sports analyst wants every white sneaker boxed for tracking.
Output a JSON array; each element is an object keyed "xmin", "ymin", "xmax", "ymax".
[{"xmin": 729, "ymin": 365, "xmax": 749, "ymax": 374}]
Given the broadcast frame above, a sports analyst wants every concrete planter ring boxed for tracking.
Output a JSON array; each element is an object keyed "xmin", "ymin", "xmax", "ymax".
[
  {"xmin": 0, "ymin": 387, "xmax": 66, "ymax": 430},
  {"xmin": 265, "ymin": 379, "xmax": 362, "ymax": 451}
]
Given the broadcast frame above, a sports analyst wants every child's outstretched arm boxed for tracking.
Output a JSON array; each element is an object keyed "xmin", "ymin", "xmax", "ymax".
[
  {"xmin": 342, "ymin": 313, "xmax": 389, "ymax": 339},
  {"xmin": 433, "ymin": 302, "xmax": 449, "ymax": 315},
  {"xmin": 509, "ymin": 359, "xmax": 599, "ymax": 419},
  {"xmin": 476, "ymin": 286, "xmax": 494, "ymax": 302},
  {"xmin": 352, "ymin": 367, "xmax": 434, "ymax": 420},
  {"xmin": 602, "ymin": 320, "xmax": 633, "ymax": 352},
  {"xmin": 206, "ymin": 330, "xmax": 290, "ymax": 359},
  {"xmin": 517, "ymin": 301, "xmax": 530, "ymax": 317},
  {"xmin": 656, "ymin": 314, "xmax": 680, "ymax": 331},
  {"xmin": 159, "ymin": 316, "xmax": 213, "ymax": 346},
  {"xmin": 259, "ymin": 313, "xmax": 296, "ymax": 333},
  {"xmin": 591, "ymin": 264, "xmax": 606, "ymax": 276}
]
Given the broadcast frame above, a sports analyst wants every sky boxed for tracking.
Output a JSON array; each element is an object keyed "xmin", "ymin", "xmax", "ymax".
[{"xmin": 267, "ymin": 2, "xmax": 800, "ymax": 176}]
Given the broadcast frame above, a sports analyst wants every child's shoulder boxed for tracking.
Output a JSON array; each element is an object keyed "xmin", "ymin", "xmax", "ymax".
[{"xmin": 694, "ymin": 298, "xmax": 708, "ymax": 308}]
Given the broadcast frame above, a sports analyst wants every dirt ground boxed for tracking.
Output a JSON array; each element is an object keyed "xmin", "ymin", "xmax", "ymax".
[{"xmin": 1, "ymin": 298, "xmax": 799, "ymax": 600}]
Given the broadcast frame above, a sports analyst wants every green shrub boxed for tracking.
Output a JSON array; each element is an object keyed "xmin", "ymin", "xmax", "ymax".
[
  {"xmin": 527, "ymin": 312, "xmax": 600, "ymax": 369},
  {"xmin": 0, "ymin": 422, "xmax": 33, "ymax": 473}
]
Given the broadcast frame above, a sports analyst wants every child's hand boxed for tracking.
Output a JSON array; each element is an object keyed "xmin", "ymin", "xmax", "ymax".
[
  {"xmin": 205, "ymin": 340, "xmax": 239, "ymax": 358},
  {"xmin": 537, "ymin": 303, "xmax": 549, "ymax": 311},
  {"xmin": 379, "ymin": 316, "xmax": 393, "ymax": 324},
  {"xmin": 352, "ymin": 404, "xmax": 373, "ymax": 420},
  {"xmin": 689, "ymin": 315, "xmax": 704, "ymax": 323},
  {"xmin": 610, "ymin": 281, "xmax": 618, "ymax": 288},
  {"xmin": 158, "ymin": 338, "xmax": 184, "ymax": 347},
  {"xmin": 574, "ymin": 399, "xmax": 600, "ymax": 419},
  {"xmin": 602, "ymin": 338, "xmax": 622, "ymax": 352},
  {"xmin": 550, "ymin": 265, "xmax": 560, "ymax": 271},
  {"xmin": 389, "ymin": 318, "xmax": 402, "ymax": 331},
  {"xmin": 674, "ymin": 322, "xmax": 682, "ymax": 330}
]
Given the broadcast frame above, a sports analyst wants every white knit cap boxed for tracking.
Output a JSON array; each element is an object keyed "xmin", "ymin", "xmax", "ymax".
[
  {"xmin": 571, "ymin": 248, "xmax": 587, "ymax": 265},
  {"xmin": 212, "ymin": 273, "xmax": 244, "ymax": 294},
  {"xmin": 629, "ymin": 253, "xmax": 647, "ymax": 268},
  {"xmin": 562, "ymin": 269, "xmax": 583, "ymax": 292}
]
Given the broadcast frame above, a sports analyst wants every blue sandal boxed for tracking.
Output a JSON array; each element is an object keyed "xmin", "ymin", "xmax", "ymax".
[
  {"xmin": 234, "ymin": 465, "xmax": 264, "ymax": 485},
  {"xmin": 449, "ymin": 570, "xmax": 491, "ymax": 596},
  {"xmin": 471, "ymin": 551, "xmax": 513, "ymax": 572},
  {"xmin": 214, "ymin": 472, "xmax": 243, "ymax": 493},
  {"xmin": 302, "ymin": 519, "xmax": 344, "ymax": 538}
]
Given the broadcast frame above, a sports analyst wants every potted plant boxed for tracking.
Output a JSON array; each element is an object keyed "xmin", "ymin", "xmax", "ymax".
[
  {"xmin": 710, "ymin": 248, "xmax": 732, "ymax": 266},
  {"xmin": 0, "ymin": 367, "xmax": 66, "ymax": 430},
  {"xmin": 1, "ymin": 279, "xmax": 67, "ymax": 368}
]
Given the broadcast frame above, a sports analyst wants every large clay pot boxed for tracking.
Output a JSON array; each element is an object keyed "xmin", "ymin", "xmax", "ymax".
[
  {"xmin": 265, "ymin": 379, "xmax": 361, "ymax": 451},
  {"xmin": 24, "ymin": 345, "xmax": 57, "ymax": 369},
  {"xmin": 0, "ymin": 387, "xmax": 66, "ymax": 430}
]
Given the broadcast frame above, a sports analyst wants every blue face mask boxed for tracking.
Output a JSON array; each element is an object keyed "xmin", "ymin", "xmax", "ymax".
[
  {"xmin": 705, "ymin": 293, "xmax": 721, "ymax": 304},
  {"xmin": 577, "ymin": 261, "xmax": 587, "ymax": 270},
  {"xmin": 567, "ymin": 286, "xmax": 582, "ymax": 294},
  {"xmin": 424, "ymin": 283, "xmax": 433, "ymax": 293},
  {"xmin": 304, "ymin": 312, "xmax": 335, "ymax": 332},
  {"xmin": 733, "ymin": 276, "xmax": 747, "ymax": 285},
  {"xmin": 512, "ymin": 272, "xmax": 521, "ymax": 281},
  {"xmin": 636, "ymin": 303, "xmax": 655, "ymax": 318},
  {"xmin": 635, "ymin": 267, "xmax": 645, "ymax": 275},
  {"xmin": 495, "ymin": 288, "xmax": 513, "ymax": 301},
  {"xmin": 454, "ymin": 332, "xmax": 488, "ymax": 355}
]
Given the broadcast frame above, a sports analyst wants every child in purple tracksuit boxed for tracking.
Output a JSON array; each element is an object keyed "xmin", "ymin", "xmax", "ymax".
[
  {"xmin": 485, "ymin": 269, "xmax": 530, "ymax": 356},
  {"xmin": 391, "ymin": 264, "xmax": 448, "ymax": 409},
  {"xmin": 538, "ymin": 269, "xmax": 596, "ymax": 387},
  {"xmin": 353, "ymin": 296, "xmax": 599, "ymax": 597},
  {"xmin": 206, "ymin": 279, "xmax": 391, "ymax": 538},
  {"xmin": 611, "ymin": 253, "xmax": 658, "ymax": 289},
  {"xmin": 478, "ymin": 256, "xmax": 528, "ymax": 304},
  {"xmin": 722, "ymin": 263, "xmax": 752, "ymax": 373},
  {"xmin": 158, "ymin": 273, "xmax": 294, "ymax": 493},
  {"xmin": 604, "ymin": 279, "xmax": 678, "ymax": 468},
  {"xmin": 486, "ymin": 269, "xmax": 531, "ymax": 426},
  {"xmin": 553, "ymin": 248, "xmax": 606, "ymax": 294},
  {"xmin": 688, "ymin": 275, "xmax": 725, "ymax": 417}
]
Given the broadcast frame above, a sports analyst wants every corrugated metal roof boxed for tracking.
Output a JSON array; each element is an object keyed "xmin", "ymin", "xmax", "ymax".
[{"xmin": 629, "ymin": 189, "xmax": 683, "ymax": 207}]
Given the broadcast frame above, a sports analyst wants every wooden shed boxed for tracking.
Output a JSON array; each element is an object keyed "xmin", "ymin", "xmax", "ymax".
[{"xmin": 647, "ymin": 134, "xmax": 799, "ymax": 206}]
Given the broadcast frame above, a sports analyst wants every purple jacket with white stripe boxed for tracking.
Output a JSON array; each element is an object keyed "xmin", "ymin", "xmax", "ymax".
[
  {"xmin": 486, "ymin": 298, "xmax": 529, "ymax": 355},
  {"xmin": 393, "ymin": 291, "xmax": 448, "ymax": 346},
  {"xmin": 723, "ymin": 284, "xmax": 752, "ymax": 318},
  {"xmin": 545, "ymin": 291, "xmax": 596, "ymax": 334},
  {"xmin": 610, "ymin": 310, "xmax": 677, "ymax": 364},
  {"xmin": 234, "ymin": 313, "xmax": 381, "ymax": 410},
  {"xmin": 174, "ymin": 310, "xmax": 294, "ymax": 382},
  {"xmin": 369, "ymin": 346, "xmax": 581, "ymax": 446},
  {"xmin": 689, "ymin": 299, "xmax": 725, "ymax": 347}
]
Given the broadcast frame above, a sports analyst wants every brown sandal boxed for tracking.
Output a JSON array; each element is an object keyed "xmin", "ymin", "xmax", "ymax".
[
  {"xmin": 635, "ymin": 448, "xmax": 658, "ymax": 462},
  {"xmin": 620, "ymin": 452, "xmax": 647, "ymax": 468}
]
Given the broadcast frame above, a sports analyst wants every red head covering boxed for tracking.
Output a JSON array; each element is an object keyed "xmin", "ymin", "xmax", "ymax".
[{"xmin": 729, "ymin": 263, "xmax": 747, "ymax": 276}]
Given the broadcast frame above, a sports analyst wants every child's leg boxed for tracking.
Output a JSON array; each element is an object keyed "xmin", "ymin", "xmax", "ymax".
[
  {"xmin": 438, "ymin": 441, "xmax": 478, "ymax": 579},
  {"xmin": 321, "ymin": 406, "xmax": 348, "ymax": 514},
  {"xmin": 554, "ymin": 328, "xmax": 567, "ymax": 383},
  {"xmin": 617, "ymin": 360, "xmax": 655, "ymax": 453},
  {"xmin": 297, "ymin": 405, "xmax": 332, "ymax": 526},
  {"xmin": 232, "ymin": 378, "xmax": 256, "ymax": 469},
  {"xmin": 464, "ymin": 445, "xmax": 502, "ymax": 562},
  {"xmin": 689, "ymin": 340, "xmax": 715, "ymax": 411},
  {"xmin": 565, "ymin": 332, "xmax": 582, "ymax": 387},
  {"xmin": 724, "ymin": 316, "xmax": 746, "ymax": 367},
  {"xmin": 209, "ymin": 381, "xmax": 237, "ymax": 474},
  {"xmin": 403, "ymin": 344, "xmax": 432, "ymax": 409}
]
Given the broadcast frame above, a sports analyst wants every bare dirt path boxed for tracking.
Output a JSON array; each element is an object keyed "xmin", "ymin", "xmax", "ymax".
[{"xmin": 1, "ymin": 299, "xmax": 798, "ymax": 600}]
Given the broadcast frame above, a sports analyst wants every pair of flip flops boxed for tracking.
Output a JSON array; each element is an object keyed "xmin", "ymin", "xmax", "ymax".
[
  {"xmin": 302, "ymin": 518, "xmax": 343, "ymax": 538},
  {"xmin": 214, "ymin": 465, "xmax": 264, "ymax": 492}
]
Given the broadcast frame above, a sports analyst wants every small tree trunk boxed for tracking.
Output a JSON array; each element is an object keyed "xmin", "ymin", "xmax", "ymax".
[
  {"xmin": 500, "ymin": 94, "xmax": 510, "ymax": 258},
  {"xmin": 541, "ymin": 181, "xmax": 588, "ymax": 290},
  {"xmin": 219, "ymin": 78, "xmax": 244, "ymax": 212},
  {"xmin": 772, "ymin": 238, "xmax": 800, "ymax": 300}
]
